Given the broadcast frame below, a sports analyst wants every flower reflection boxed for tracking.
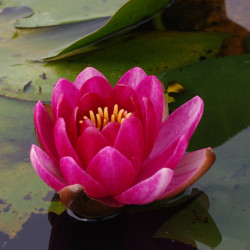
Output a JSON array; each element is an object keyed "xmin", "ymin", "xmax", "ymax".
[{"xmin": 48, "ymin": 189, "xmax": 221, "ymax": 250}]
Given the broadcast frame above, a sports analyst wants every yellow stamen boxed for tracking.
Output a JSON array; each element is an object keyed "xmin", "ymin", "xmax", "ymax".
[
  {"xmin": 113, "ymin": 104, "xmax": 118, "ymax": 117},
  {"xmin": 111, "ymin": 114, "xmax": 116, "ymax": 122},
  {"xmin": 79, "ymin": 120, "xmax": 83, "ymax": 124},
  {"xmin": 125, "ymin": 112, "xmax": 132, "ymax": 119},
  {"xmin": 89, "ymin": 110, "xmax": 96, "ymax": 125},
  {"xmin": 104, "ymin": 107, "xmax": 109, "ymax": 122},
  {"xmin": 96, "ymin": 114, "xmax": 101, "ymax": 130},
  {"xmin": 123, "ymin": 110, "xmax": 128, "ymax": 117},
  {"xmin": 83, "ymin": 116, "xmax": 88, "ymax": 120},
  {"xmin": 103, "ymin": 118, "xmax": 108, "ymax": 128},
  {"xmin": 121, "ymin": 118, "xmax": 125, "ymax": 124},
  {"xmin": 117, "ymin": 109, "xmax": 125, "ymax": 123},
  {"xmin": 98, "ymin": 107, "xmax": 104, "ymax": 119}
]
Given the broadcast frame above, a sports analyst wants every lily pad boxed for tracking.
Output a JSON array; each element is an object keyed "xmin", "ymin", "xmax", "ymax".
[
  {"xmin": 0, "ymin": 97, "xmax": 51, "ymax": 238},
  {"xmin": 0, "ymin": 31, "xmax": 228, "ymax": 101},
  {"xmin": 42, "ymin": 0, "xmax": 172, "ymax": 59},
  {"xmin": 1, "ymin": 0, "xmax": 127, "ymax": 28},
  {"xmin": 160, "ymin": 53, "xmax": 250, "ymax": 150}
]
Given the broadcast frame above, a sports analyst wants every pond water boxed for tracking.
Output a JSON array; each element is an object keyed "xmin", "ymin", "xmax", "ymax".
[{"xmin": 0, "ymin": 0, "xmax": 249, "ymax": 249}]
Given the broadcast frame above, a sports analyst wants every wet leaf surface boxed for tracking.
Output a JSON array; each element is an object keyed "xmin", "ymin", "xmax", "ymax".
[
  {"xmin": 1, "ymin": 0, "xmax": 127, "ymax": 28},
  {"xmin": 0, "ymin": 97, "xmax": 51, "ymax": 238},
  {"xmin": 160, "ymin": 53, "xmax": 250, "ymax": 150}
]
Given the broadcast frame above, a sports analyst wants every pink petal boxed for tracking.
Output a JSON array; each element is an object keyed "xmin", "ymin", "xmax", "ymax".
[
  {"xmin": 76, "ymin": 127, "xmax": 109, "ymax": 169},
  {"xmin": 150, "ymin": 96, "xmax": 204, "ymax": 158},
  {"xmin": 34, "ymin": 101, "xmax": 58, "ymax": 163},
  {"xmin": 54, "ymin": 118, "xmax": 81, "ymax": 166},
  {"xmin": 78, "ymin": 92, "xmax": 104, "ymax": 115},
  {"xmin": 114, "ymin": 168, "xmax": 173, "ymax": 205},
  {"xmin": 60, "ymin": 157, "xmax": 109, "ymax": 198},
  {"xmin": 74, "ymin": 67, "xmax": 107, "ymax": 89},
  {"xmin": 101, "ymin": 122, "xmax": 121, "ymax": 146},
  {"xmin": 117, "ymin": 67, "xmax": 147, "ymax": 89},
  {"xmin": 114, "ymin": 117, "xmax": 144, "ymax": 172},
  {"xmin": 135, "ymin": 75, "xmax": 163, "ymax": 134},
  {"xmin": 78, "ymin": 76, "xmax": 113, "ymax": 99},
  {"xmin": 69, "ymin": 107, "xmax": 79, "ymax": 148},
  {"xmin": 87, "ymin": 147, "xmax": 136, "ymax": 196},
  {"xmin": 159, "ymin": 147, "xmax": 215, "ymax": 199},
  {"xmin": 113, "ymin": 84, "xmax": 141, "ymax": 118},
  {"xmin": 79, "ymin": 118, "xmax": 95, "ymax": 135},
  {"xmin": 52, "ymin": 78, "xmax": 79, "ymax": 118},
  {"xmin": 30, "ymin": 145, "xmax": 67, "ymax": 191},
  {"xmin": 53, "ymin": 94, "xmax": 73, "ymax": 131},
  {"xmin": 137, "ymin": 135, "xmax": 189, "ymax": 183},
  {"xmin": 140, "ymin": 97, "xmax": 157, "ymax": 158}
]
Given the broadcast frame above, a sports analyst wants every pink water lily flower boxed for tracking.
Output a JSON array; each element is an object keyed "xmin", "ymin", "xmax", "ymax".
[{"xmin": 30, "ymin": 67, "xmax": 215, "ymax": 208}]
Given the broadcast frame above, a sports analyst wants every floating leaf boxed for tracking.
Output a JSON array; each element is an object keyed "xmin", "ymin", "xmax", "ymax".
[
  {"xmin": 42, "ymin": 0, "xmax": 172, "ymax": 59},
  {"xmin": 160, "ymin": 53, "xmax": 250, "ymax": 150},
  {"xmin": 0, "ymin": 31, "xmax": 228, "ymax": 101},
  {"xmin": 0, "ymin": 97, "xmax": 51, "ymax": 238},
  {"xmin": 1, "ymin": 0, "xmax": 127, "ymax": 28},
  {"xmin": 154, "ymin": 191, "xmax": 222, "ymax": 248}
]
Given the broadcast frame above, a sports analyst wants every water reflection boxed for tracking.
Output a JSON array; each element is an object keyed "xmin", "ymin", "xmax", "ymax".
[{"xmin": 48, "ymin": 189, "xmax": 221, "ymax": 250}]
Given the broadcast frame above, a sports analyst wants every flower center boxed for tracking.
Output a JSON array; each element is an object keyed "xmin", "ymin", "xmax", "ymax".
[{"xmin": 79, "ymin": 104, "xmax": 132, "ymax": 130}]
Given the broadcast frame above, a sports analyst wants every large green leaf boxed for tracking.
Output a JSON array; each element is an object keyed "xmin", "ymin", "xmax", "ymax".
[
  {"xmin": 160, "ymin": 54, "xmax": 250, "ymax": 150},
  {"xmin": 0, "ymin": 30, "xmax": 228, "ymax": 101},
  {"xmin": 1, "ymin": 0, "xmax": 127, "ymax": 28},
  {"xmin": 42, "ymin": 0, "xmax": 172, "ymax": 59},
  {"xmin": 0, "ymin": 97, "xmax": 51, "ymax": 238}
]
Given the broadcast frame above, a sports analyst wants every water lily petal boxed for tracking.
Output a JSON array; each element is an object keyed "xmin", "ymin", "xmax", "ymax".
[
  {"xmin": 114, "ymin": 117, "xmax": 144, "ymax": 171},
  {"xmin": 150, "ymin": 96, "xmax": 204, "ymax": 159},
  {"xmin": 101, "ymin": 122, "xmax": 121, "ymax": 146},
  {"xmin": 76, "ymin": 127, "xmax": 110, "ymax": 169},
  {"xmin": 30, "ymin": 145, "xmax": 67, "ymax": 191},
  {"xmin": 74, "ymin": 67, "xmax": 107, "ymax": 89},
  {"xmin": 114, "ymin": 168, "xmax": 173, "ymax": 205},
  {"xmin": 159, "ymin": 147, "xmax": 215, "ymax": 199},
  {"xmin": 34, "ymin": 101, "xmax": 58, "ymax": 163},
  {"xmin": 87, "ymin": 147, "xmax": 136, "ymax": 196},
  {"xmin": 137, "ymin": 135, "xmax": 189, "ymax": 183},
  {"xmin": 113, "ymin": 84, "xmax": 141, "ymax": 118},
  {"xmin": 52, "ymin": 78, "xmax": 79, "ymax": 118},
  {"xmin": 60, "ymin": 157, "xmax": 109, "ymax": 198},
  {"xmin": 78, "ymin": 76, "xmax": 113, "ymax": 99},
  {"xmin": 54, "ymin": 118, "xmax": 81, "ymax": 166},
  {"xmin": 53, "ymin": 94, "xmax": 73, "ymax": 132},
  {"xmin": 117, "ymin": 67, "xmax": 147, "ymax": 89},
  {"xmin": 140, "ymin": 97, "xmax": 157, "ymax": 158},
  {"xmin": 78, "ymin": 92, "xmax": 104, "ymax": 115},
  {"xmin": 135, "ymin": 75, "xmax": 163, "ymax": 134}
]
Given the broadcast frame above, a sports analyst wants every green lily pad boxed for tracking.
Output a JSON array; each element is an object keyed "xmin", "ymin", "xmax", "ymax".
[
  {"xmin": 0, "ymin": 31, "xmax": 228, "ymax": 101},
  {"xmin": 42, "ymin": 0, "xmax": 172, "ymax": 59},
  {"xmin": 1, "ymin": 0, "xmax": 127, "ymax": 28},
  {"xmin": 154, "ymin": 191, "xmax": 222, "ymax": 248},
  {"xmin": 160, "ymin": 53, "xmax": 250, "ymax": 150},
  {"xmin": 0, "ymin": 97, "xmax": 51, "ymax": 239}
]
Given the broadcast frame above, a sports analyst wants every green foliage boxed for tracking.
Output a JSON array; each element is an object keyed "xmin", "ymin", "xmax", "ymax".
[{"xmin": 160, "ymin": 54, "xmax": 250, "ymax": 150}]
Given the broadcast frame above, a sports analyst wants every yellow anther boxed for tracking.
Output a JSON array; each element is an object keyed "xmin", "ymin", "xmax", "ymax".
[
  {"xmin": 117, "ymin": 109, "xmax": 125, "ymax": 123},
  {"xmin": 113, "ymin": 104, "xmax": 118, "ymax": 117},
  {"xmin": 96, "ymin": 114, "xmax": 101, "ymax": 130},
  {"xmin": 103, "ymin": 118, "xmax": 108, "ymax": 128},
  {"xmin": 79, "ymin": 120, "xmax": 83, "ymax": 124},
  {"xmin": 89, "ymin": 110, "xmax": 96, "ymax": 125},
  {"xmin": 111, "ymin": 114, "xmax": 116, "ymax": 122},
  {"xmin": 121, "ymin": 118, "xmax": 125, "ymax": 124},
  {"xmin": 123, "ymin": 110, "xmax": 128, "ymax": 117},
  {"xmin": 98, "ymin": 107, "xmax": 104, "ymax": 119},
  {"xmin": 83, "ymin": 116, "xmax": 88, "ymax": 120},
  {"xmin": 104, "ymin": 107, "xmax": 109, "ymax": 122},
  {"xmin": 125, "ymin": 112, "xmax": 132, "ymax": 119}
]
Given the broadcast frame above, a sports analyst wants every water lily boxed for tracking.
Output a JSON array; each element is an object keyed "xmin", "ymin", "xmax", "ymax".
[{"xmin": 30, "ymin": 67, "xmax": 215, "ymax": 209}]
